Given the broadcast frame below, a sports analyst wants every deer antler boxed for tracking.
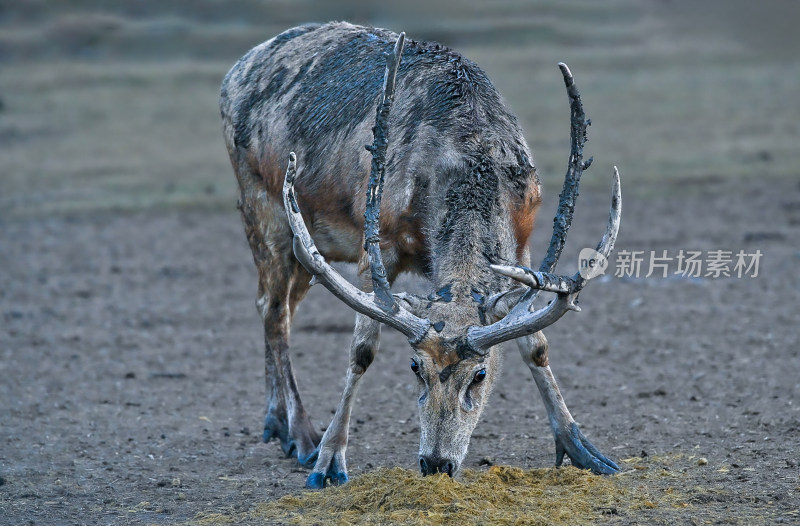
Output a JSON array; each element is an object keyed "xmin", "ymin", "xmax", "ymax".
[
  {"xmin": 283, "ymin": 33, "xmax": 431, "ymax": 344},
  {"xmin": 467, "ymin": 63, "xmax": 622, "ymax": 350},
  {"xmin": 364, "ymin": 32, "xmax": 405, "ymax": 313}
]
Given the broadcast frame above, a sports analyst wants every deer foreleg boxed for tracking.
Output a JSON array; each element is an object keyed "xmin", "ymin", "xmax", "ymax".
[
  {"xmin": 517, "ymin": 332, "xmax": 619, "ymax": 474},
  {"xmin": 306, "ymin": 313, "xmax": 381, "ymax": 488}
]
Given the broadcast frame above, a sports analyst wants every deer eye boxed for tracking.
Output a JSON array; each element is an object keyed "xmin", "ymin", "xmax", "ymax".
[
  {"xmin": 410, "ymin": 359, "xmax": 420, "ymax": 375},
  {"xmin": 472, "ymin": 369, "xmax": 487, "ymax": 384}
]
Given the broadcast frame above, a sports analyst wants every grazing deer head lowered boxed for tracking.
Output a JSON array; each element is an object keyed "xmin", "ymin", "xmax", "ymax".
[{"xmin": 220, "ymin": 22, "xmax": 621, "ymax": 489}]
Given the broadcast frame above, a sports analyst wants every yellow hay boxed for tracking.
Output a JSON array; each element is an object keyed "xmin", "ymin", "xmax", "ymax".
[
  {"xmin": 187, "ymin": 454, "xmax": 790, "ymax": 526},
  {"xmin": 245, "ymin": 466, "xmax": 628, "ymax": 526}
]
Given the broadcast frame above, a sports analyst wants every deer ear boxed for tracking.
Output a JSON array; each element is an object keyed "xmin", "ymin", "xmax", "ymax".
[
  {"xmin": 480, "ymin": 288, "xmax": 524, "ymax": 324},
  {"xmin": 393, "ymin": 292, "xmax": 428, "ymax": 317}
]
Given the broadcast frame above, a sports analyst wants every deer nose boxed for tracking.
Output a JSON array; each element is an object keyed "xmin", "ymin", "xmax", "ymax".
[{"xmin": 419, "ymin": 455, "xmax": 455, "ymax": 477}]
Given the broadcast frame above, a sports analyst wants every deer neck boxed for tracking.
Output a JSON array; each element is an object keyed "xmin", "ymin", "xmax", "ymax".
[{"xmin": 427, "ymin": 163, "xmax": 518, "ymax": 301}]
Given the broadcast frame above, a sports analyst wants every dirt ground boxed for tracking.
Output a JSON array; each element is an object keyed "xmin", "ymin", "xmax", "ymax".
[{"xmin": 1, "ymin": 1, "xmax": 799, "ymax": 525}]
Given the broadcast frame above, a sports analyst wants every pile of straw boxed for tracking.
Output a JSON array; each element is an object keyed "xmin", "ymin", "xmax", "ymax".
[{"xmin": 245, "ymin": 466, "xmax": 628, "ymax": 525}]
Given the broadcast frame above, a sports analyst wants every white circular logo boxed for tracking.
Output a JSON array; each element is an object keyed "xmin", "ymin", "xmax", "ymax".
[{"xmin": 578, "ymin": 248, "xmax": 608, "ymax": 280}]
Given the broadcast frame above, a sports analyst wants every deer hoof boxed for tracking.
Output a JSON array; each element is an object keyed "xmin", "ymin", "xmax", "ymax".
[
  {"xmin": 305, "ymin": 470, "xmax": 349, "ymax": 489},
  {"xmin": 555, "ymin": 422, "xmax": 620, "ymax": 475},
  {"xmin": 262, "ymin": 414, "xmax": 289, "ymax": 445},
  {"xmin": 305, "ymin": 454, "xmax": 349, "ymax": 489},
  {"xmin": 277, "ymin": 439, "xmax": 318, "ymax": 468},
  {"xmin": 305, "ymin": 469, "xmax": 349, "ymax": 489},
  {"xmin": 263, "ymin": 415, "xmax": 320, "ymax": 467},
  {"xmin": 297, "ymin": 447, "xmax": 319, "ymax": 468}
]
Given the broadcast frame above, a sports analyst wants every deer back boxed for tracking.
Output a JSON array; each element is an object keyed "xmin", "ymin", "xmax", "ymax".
[{"xmin": 220, "ymin": 22, "xmax": 541, "ymax": 287}]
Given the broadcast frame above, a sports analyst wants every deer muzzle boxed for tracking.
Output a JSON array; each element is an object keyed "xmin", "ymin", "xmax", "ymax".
[{"xmin": 419, "ymin": 455, "xmax": 456, "ymax": 477}]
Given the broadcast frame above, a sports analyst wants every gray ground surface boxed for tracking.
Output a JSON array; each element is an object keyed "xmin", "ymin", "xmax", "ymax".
[{"xmin": 2, "ymin": 178, "xmax": 798, "ymax": 524}]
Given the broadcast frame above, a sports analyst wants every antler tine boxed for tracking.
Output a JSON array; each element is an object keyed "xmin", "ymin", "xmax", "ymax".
[
  {"xmin": 364, "ymin": 32, "xmax": 406, "ymax": 312},
  {"xmin": 593, "ymin": 166, "xmax": 621, "ymax": 260},
  {"xmin": 540, "ymin": 63, "xmax": 592, "ymax": 274},
  {"xmin": 467, "ymin": 63, "xmax": 622, "ymax": 351},
  {"xmin": 495, "ymin": 62, "xmax": 592, "ymax": 312},
  {"xmin": 468, "ymin": 167, "xmax": 621, "ymax": 349},
  {"xmin": 488, "ymin": 167, "xmax": 620, "ymax": 297},
  {"xmin": 283, "ymin": 152, "xmax": 430, "ymax": 344}
]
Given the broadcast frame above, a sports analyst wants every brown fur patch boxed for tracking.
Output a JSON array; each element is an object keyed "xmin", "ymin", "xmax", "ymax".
[
  {"xmin": 252, "ymin": 144, "xmax": 430, "ymax": 273},
  {"xmin": 250, "ymin": 145, "xmax": 283, "ymax": 198},
  {"xmin": 528, "ymin": 331, "xmax": 550, "ymax": 368},
  {"xmin": 511, "ymin": 184, "xmax": 542, "ymax": 260},
  {"xmin": 252, "ymin": 144, "xmax": 361, "ymax": 234},
  {"xmin": 532, "ymin": 345, "xmax": 549, "ymax": 367},
  {"xmin": 416, "ymin": 337, "xmax": 461, "ymax": 369},
  {"xmin": 254, "ymin": 147, "xmax": 364, "ymax": 262},
  {"xmin": 381, "ymin": 213, "xmax": 428, "ymax": 275}
]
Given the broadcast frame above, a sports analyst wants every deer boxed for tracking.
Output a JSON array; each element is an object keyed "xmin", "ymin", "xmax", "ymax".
[{"xmin": 219, "ymin": 22, "xmax": 622, "ymax": 489}]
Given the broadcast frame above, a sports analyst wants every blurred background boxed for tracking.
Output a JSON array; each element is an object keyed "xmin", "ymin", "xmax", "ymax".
[{"xmin": 1, "ymin": 0, "xmax": 798, "ymax": 215}]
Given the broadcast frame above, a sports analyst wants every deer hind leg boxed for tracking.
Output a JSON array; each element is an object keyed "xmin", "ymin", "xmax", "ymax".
[
  {"xmin": 516, "ymin": 332, "xmax": 619, "ymax": 474},
  {"xmin": 255, "ymin": 259, "xmax": 320, "ymax": 465},
  {"xmin": 238, "ymin": 168, "xmax": 320, "ymax": 466},
  {"xmin": 305, "ymin": 261, "xmax": 387, "ymax": 489}
]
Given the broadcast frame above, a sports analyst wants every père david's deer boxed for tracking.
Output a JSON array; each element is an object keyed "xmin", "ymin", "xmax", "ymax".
[{"xmin": 219, "ymin": 22, "xmax": 622, "ymax": 489}]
